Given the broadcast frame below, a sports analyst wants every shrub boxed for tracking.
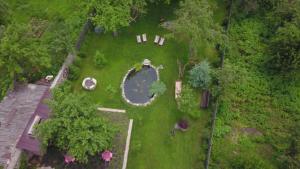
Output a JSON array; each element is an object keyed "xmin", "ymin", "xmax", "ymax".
[
  {"xmin": 149, "ymin": 81, "xmax": 167, "ymax": 96},
  {"xmin": 68, "ymin": 65, "xmax": 80, "ymax": 81},
  {"xmin": 18, "ymin": 153, "xmax": 29, "ymax": 169},
  {"xmin": 105, "ymin": 84, "xmax": 117, "ymax": 97},
  {"xmin": 188, "ymin": 60, "xmax": 212, "ymax": 89},
  {"xmin": 77, "ymin": 52, "xmax": 87, "ymax": 58},
  {"xmin": 93, "ymin": 51, "xmax": 107, "ymax": 68},
  {"xmin": 133, "ymin": 63, "xmax": 143, "ymax": 72},
  {"xmin": 177, "ymin": 85, "xmax": 199, "ymax": 118}
]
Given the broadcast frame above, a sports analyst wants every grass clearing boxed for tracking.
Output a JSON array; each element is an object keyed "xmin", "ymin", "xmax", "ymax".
[{"xmin": 72, "ymin": 3, "xmax": 225, "ymax": 169}]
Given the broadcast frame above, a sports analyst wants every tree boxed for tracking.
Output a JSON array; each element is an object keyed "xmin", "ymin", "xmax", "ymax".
[
  {"xmin": 89, "ymin": 0, "xmax": 132, "ymax": 33},
  {"xmin": 171, "ymin": 0, "xmax": 225, "ymax": 58},
  {"xmin": 0, "ymin": 23, "xmax": 50, "ymax": 88},
  {"xmin": 177, "ymin": 86, "xmax": 199, "ymax": 118},
  {"xmin": 188, "ymin": 60, "xmax": 212, "ymax": 89},
  {"xmin": 269, "ymin": 22, "xmax": 300, "ymax": 71},
  {"xmin": 36, "ymin": 84, "xmax": 116, "ymax": 163},
  {"xmin": 149, "ymin": 81, "xmax": 166, "ymax": 95}
]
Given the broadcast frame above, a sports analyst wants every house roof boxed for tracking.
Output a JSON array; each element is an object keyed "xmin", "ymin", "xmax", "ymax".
[
  {"xmin": 0, "ymin": 84, "xmax": 49, "ymax": 166},
  {"xmin": 16, "ymin": 89, "xmax": 51, "ymax": 155}
]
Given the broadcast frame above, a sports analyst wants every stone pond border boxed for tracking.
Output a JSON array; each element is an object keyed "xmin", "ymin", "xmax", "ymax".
[{"xmin": 120, "ymin": 60, "xmax": 160, "ymax": 106}]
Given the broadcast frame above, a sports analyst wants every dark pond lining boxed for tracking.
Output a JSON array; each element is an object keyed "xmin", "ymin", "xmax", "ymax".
[{"xmin": 123, "ymin": 65, "xmax": 158, "ymax": 104}]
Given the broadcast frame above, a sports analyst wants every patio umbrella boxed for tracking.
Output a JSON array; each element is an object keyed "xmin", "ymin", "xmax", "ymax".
[{"xmin": 101, "ymin": 150, "xmax": 113, "ymax": 162}]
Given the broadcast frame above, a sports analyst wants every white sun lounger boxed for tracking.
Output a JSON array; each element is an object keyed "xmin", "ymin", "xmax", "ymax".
[
  {"xmin": 136, "ymin": 35, "xmax": 142, "ymax": 43},
  {"xmin": 159, "ymin": 37, "xmax": 165, "ymax": 46},
  {"xmin": 142, "ymin": 33, "xmax": 147, "ymax": 42},
  {"xmin": 154, "ymin": 35, "xmax": 160, "ymax": 43}
]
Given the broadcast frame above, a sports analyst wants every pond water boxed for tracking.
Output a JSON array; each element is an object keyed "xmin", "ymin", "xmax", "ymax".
[{"xmin": 123, "ymin": 65, "xmax": 158, "ymax": 105}]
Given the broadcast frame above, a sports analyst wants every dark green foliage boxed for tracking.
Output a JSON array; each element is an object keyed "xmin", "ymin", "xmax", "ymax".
[
  {"xmin": 88, "ymin": 0, "xmax": 132, "ymax": 32},
  {"xmin": 268, "ymin": 23, "xmax": 300, "ymax": 71},
  {"xmin": 36, "ymin": 83, "xmax": 116, "ymax": 163},
  {"xmin": 0, "ymin": 23, "xmax": 51, "ymax": 85},
  {"xmin": 93, "ymin": 50, "xmax": 107, "ymax": 68},
  {"xmin": 188, "ymin": 60, "xmax": 212, "ymax": 89},
  {"xmin": 0, "ymin": 0, "xmax": 9, "ymax": 25},
  {"xmin": 68, "ymin": 65, "xmax": 80, "ymax": 81},
  {"xmin": 231, "ymin": 153, "xmax": 273, "ymax": 169},
  {"xmin": 78, "ymin": 52, "xmax": 87, "ymax": 58}
]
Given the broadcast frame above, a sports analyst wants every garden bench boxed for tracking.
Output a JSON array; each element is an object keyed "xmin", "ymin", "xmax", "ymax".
[
  {"xmin": 136, "ymin": 35, "xmax": 142, "ymax": 43},
  {"xmin": 159, "ymin": 37, "xmax": 165, "ymax": 46},
  {"xmin": 154, "ymin": 35, "xmax": 160, "ymax": 43},
  {"xmin": 142, "ymin": 33, "xmax": 147, "ymax": 42},
  {"xmin": 175, "ymin": 80, "xmax": 182, "ymax": 99}
]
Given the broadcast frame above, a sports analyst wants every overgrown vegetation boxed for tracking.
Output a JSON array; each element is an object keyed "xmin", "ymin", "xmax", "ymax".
[
  {"xmin": 211, "ymin": 0, "xmax": 300, "ymax": 168},
  {"xmin": 36, "ymin": 82, "xmax": 116, "ymax": 163},
  {"xmin": 0, "ymin": 0, "xmax": 86, "ymax": 100}
]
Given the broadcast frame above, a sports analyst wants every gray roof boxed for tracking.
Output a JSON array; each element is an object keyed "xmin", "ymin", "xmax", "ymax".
[{"xmin": 0, "ymin": 84, "xmax": 48, "ymax": 166}]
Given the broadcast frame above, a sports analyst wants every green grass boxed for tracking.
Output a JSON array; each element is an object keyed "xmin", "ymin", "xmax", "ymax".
[{"xmin": 71, "ymin": 3, "xmax": 225, "ymax": 169}]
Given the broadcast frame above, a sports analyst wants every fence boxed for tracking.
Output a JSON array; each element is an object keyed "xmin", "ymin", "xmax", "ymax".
[
  {"xmin": 50, "ymin": 19, "xmax": 91, "ymax": 89},
  {"xmin": 204, "ymin": 1, "xmax": 233, "ymax": 169}
]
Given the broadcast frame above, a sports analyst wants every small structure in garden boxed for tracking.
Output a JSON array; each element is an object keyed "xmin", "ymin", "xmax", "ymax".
[
  {"xmin": 121, "ymin": 59, "xmax": 159, "ymax": 106},
  {"xmin": 174, "ymin": 119, "xmax": 189, "ymax": 132},
  {"xmin": 200, "ymin": 90, "xmax": 210, "ymax": 108},
  {"xmin": 82, "ymin": 77, "xmax": 97, "ymax": 90},
  {"xmin": 64, "ymin": 155, "xmax": 75, "ymax": 163},
  {"xmin": 101, "ymin": 150, "xmax": 113, "ymax": 162}
]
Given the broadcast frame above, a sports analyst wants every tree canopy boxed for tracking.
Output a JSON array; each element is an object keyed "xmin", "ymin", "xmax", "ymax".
[
  {"xmin": 36, "ymin": 83, "xmax": 116, "ymax": 163},
  {"xmin": 171, "ymin": 0, "xmax": 225, "ymax": 57},
  {"xmin": 89, "ymin": 0, "xmax": 132, "ymax": 33},
  {"xmin": 188, "ymin": 60, "xmax": 212, "ymax": 89},
  {"xmin": 0, "ymin": 23, "xmax": 50, "ymax": 88}
]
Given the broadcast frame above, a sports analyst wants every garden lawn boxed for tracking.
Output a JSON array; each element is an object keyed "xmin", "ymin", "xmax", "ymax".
[{"xmin": 73, "ymin": 2, "xmax": 225, "ymax": 169}]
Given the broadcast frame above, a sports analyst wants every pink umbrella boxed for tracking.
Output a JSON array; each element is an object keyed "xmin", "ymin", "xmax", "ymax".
[
  {"xmin": 64, "ymin": 155, "xmax": 75, "ymax": 163},
  {"xmin": 101, "ymin": 150, "xmax": 113, "ymax": 162}
]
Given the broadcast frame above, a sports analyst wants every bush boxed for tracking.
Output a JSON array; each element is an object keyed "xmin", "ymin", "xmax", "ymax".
[
  {"xmin": 105, "ymin": 84, "xmax": 117, "ymax": 97},
  {"xmin": 133, "ymin": 63, "xmax": 143, "ymax": 72},
  {"xmin": 149, "ymin": 81, "xmax": 167, "ymax": 96},
  {"xmin": 188, "ymin": 60, "xmax": 212, "ymax": 89},
  {"xmin": 77, "ymin": 52, "xmax": 87, "ymax": 58},
  {"xmin": 68, "ymin": 65, "xmax": 80, "ymax": 81},
  {"xmin": 93, "ymin": 51, "xmax": 107, "ymax": 68},
  {"xmin": 177, "ymin": 85, "xmax": 199, "ymax": 118}
]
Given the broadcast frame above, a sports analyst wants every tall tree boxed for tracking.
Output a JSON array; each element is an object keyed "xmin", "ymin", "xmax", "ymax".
[
  {"xmin": 188, "ymin": 60, "xmax": 212, "ymax": 89},
  {"xmin": 171, "ymin": 0, "xmax": 225, "ymax": 58},
  {"xmin": 0, "ymin": 23, "xmax": 50, "ymax": 88},
  {"xmin": 269, "ymin": 22, "xmax": 300, "ymax": 71},
  {"xmin": 89, "ymin": 0, "xmax": 132, "ymax": 33},
  {"xmin": 36, "ymin": 84, "xmax": 116, "ymax": 163}
]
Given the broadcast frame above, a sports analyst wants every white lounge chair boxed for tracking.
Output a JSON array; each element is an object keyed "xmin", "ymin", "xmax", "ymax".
[
  {"xmin": 154, "ymin": 35, "xmax": 160, "ymax": 44},
  {"xmin": 136, "ymin": 35, "xmax": 142, "ymax": 43},
  {"xmin": 159, "ymin": 37, "xmax": 165, "ymax": 46},
  {"xmin": 142, "ymin": 33, "xmax": 147, "ymax": 42}
]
